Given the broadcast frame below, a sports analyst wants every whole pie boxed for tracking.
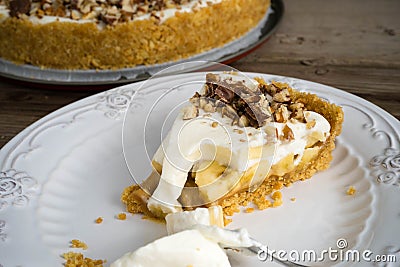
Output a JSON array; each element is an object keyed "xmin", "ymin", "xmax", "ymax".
[
  {"xmin": 0, "ymin": 0, "xmax": 270, "ymax": 69},
  {"xmin": 121, "ymin": 72, "xmax": 344, "ymax": 223}
]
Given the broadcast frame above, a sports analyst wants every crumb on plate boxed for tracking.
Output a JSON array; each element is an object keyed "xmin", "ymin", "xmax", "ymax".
[
  {"xmin": 117, "ymin": 213, "xmax": 127, "ymax": 220},
  {"xmin": 62, "ymin": 252, "xmax": 105, "ymax": 267},
  {"xmin": 244, "ymin": 207, "xmax": 255, "ymax": 213},
  {"xmin": 347, "ymin": 186, "xmax": 356, "ymax": 195},
  {"xmin": 70, "ymin": 239, "xmax": 88, "ymax": 250}
]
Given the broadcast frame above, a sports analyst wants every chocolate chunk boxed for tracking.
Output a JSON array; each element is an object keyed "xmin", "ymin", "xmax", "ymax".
[
  {"xmin": 9, "ymin": 0, "xmax": 31, "ymax": 17},
  {"xmin": 243, "ymin": 94, "xmax": 261, "ymax": 104},
  {"xmin": 215, "ymin": 86, "xmax": 235, "ymax": 104}
]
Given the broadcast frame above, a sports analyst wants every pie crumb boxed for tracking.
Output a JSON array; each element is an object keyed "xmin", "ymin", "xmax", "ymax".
[
  {"xmin": 70, "ymin": 239, "xmax": 88, "ymax": 250},
  {"xmin": 346, "ymin": 186, "xmax": 356, "ymax": 196},
  {"xmin": 245, "ymin": 207, "xmax": 255, "ymax": 213},
  {"xmin": 62, "ymin": 252, "xmax": 105, "ymax": 267},
  {"xmin": 117, "ymin": 213, "xmax": 127, "ymax": 220}
]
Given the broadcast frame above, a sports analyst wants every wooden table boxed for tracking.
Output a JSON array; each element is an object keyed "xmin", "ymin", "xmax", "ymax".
[{"xmin": 0, "ymin": 0, "xmax": 399, "ymax": 148}]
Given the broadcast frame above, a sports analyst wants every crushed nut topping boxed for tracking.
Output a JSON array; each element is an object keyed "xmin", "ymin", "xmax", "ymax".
[
  {"xmin": 2, "ymin": 0, "xmax": 199, "ymax": 25},
  {"xmin": 190, "ymin": 73, "xmax": 307, "ymax": 128}
]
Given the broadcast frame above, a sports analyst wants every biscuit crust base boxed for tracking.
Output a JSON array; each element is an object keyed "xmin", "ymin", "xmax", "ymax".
[
  {"xmin": 0, "ymin": 0, "xmax": 270, "ymax": 69},
  {"xmin": 121, "ymin": 83, "xmax": 344, "ymax": 220}
]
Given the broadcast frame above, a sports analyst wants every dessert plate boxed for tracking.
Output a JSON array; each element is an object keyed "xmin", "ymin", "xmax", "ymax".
[
  {"xmin": 0, "ymin": 0, "xmax": 283, "ymax": 86},
  {"xmin": 0, "ymin": 72, "xmax": 399, "ymax": 267}
]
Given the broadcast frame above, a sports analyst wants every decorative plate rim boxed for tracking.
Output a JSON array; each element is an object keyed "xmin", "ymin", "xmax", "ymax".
[{"xmin": 0, "ymin": 71, "xmax": 399, "ymax": 267}]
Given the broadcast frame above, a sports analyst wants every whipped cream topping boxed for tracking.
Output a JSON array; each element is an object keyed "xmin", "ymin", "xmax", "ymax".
[
  {"xmin": 110, "ymin": 229, "xmax": 232, "ymax": 267},
  {"xmin": 111, "ymin": 207, "xmax": 259, "ymax": 267},
  {"xmin": 166, "ymin": 206, "xmax": 224, "ymax": 235},
  {"xmin": 148, "ymin": 99, "xmax": 330, "ymax": 216},
  {"xmin": 192, "ymin": 224, "xmax": 255, "ymax": 248},
  {"xmin": 0, "ymin": 0, "xmax": 222, "ymax": 28}
]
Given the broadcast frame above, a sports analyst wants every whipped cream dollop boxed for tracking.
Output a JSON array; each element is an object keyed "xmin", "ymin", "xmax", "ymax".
[
  {"xmin": 147, "ymin": 86, "xmax": 331, "ymax": 216},
  {"xmin": 166, "ymin": 206, "xmax": 224, "ymax": 235},
  {"xmin": 166, "ymin": 207, "xmax": 252, "ymax": 248},
  {"xmin": 111, "ymin": 207, "xmax": 256, "ymax": 267},
  {"xmin": 110, "ymin": 229, "xmax": 232, "ymax": 267}
]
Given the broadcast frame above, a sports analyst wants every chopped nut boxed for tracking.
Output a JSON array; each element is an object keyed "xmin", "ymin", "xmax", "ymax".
[
  {"xmin": 274, "ymin": 105, "xmax": 291, "ymax": 123},
  {"xmin": 101, "ymin": 5, "xmax": 121, "ymax": 25},
  {"xmin": 282, "ymin": 125, "xmax": 295, "ymax": 141},
  {"xmin": 221, "ymin": 105, "xmax": 238, "ymax": 120},
  {"xmin": 120, "ymin": 0, "xmax": 136, "ymax": 13},
  {"xmin": 238, "ymin": 115, "xmax": 249, "ymax": 127},
  {"xmin": 82, "ymin": 10, "xmax": 98, "ymax": 20},
  {"xmin": 199, "ymin": 97, "xmax": 208, "ymax": 109},
  {"xmin": 273, "ymin": 88, "xmax": 291, "ymax": 103},
  {"xmin": 95, "ymin": 217, "xmax": 103, "ymax": 224},
  {"xmin": 182, "ymin": 105, "xmax": 198, "ymax": 120},
  {"xmin": 289, "ymin": 102, "xmax": 304, "ymax": 111},
  {"xmin": 71, "ymin": 9, "xmax": 82, "ymax": 20},
  {"xmin": 211, "ymin": 121, "xmax": 219, "ymax": 128},
  {"xmin": 203, "ymin": 103, "xmax": 216, "ymax": 113}
]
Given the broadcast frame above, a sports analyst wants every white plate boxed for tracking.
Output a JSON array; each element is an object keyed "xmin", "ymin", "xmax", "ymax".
[{"xmin": 0, "ymin": 72, "xmax": 399, "ymax": 267}]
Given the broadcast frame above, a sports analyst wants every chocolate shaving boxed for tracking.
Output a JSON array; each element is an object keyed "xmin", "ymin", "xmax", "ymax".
[
  {"xmin": 9, "ymin": 0, "xmax": 31, "ymax": 17},
  {"xmin": 215, "ymin": 86, "xmax": 235, "ymax": 104}
]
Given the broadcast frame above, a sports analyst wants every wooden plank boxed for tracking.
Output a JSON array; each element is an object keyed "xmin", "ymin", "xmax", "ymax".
[
  {"xmin": 0, "ymin": 86, "xmax": 93, "ymax": 148},
  {"xmin": 244, "ymin": 0, "xmax": 400, "ymax": 67},
  {"xmin": 0, "ymin": 0, "xmax": 399, "ymax": 149}
]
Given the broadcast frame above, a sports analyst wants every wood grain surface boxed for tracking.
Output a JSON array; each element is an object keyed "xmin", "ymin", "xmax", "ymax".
[{"xmin": 0, "ymin": 0, "xmax": 399, "ymax": 148}]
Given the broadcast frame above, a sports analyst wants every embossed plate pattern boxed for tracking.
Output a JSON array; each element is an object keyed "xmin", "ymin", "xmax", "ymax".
[{"xmin": 0, "ymin": 72, "xmax": 399, "ymax": 266}]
